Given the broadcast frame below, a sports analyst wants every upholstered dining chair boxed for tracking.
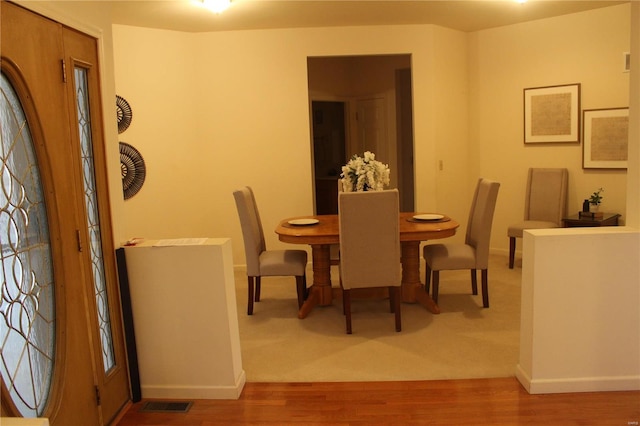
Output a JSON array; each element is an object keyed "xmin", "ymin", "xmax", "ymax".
[
  {"xmin": 507, "ymin": 168, "xmax": 568, "ymax": 269},
  {"xmin": 233, "ymin": 186, "xmax": 308, "ymax": 315},
  {"xmin": 330, "ymin": 178, "xmax": 343, "ymax": 266},
  {"xmin": 423, "ymin": 178, "xmax": 500, "ymax": 308},
  {"xmin": 338, "ymin": 189, "xmax": 402, "ymax": 334}
]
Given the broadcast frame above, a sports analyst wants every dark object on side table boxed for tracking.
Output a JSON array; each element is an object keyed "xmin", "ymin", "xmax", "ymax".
[{"xmin": 563, "ymin": 212, "xmax": 621, "ymax": 227}]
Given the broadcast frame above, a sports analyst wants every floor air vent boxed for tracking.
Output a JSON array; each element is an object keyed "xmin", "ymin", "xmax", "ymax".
[{"xmin": 140, "ymin": 401, "xmax": 193, "ymax": 413}]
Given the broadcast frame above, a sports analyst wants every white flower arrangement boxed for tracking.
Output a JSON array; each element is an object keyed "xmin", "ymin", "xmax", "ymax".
[{"xmin": 340, "ymin": 151, "xmax": 390, "ymax": 192}]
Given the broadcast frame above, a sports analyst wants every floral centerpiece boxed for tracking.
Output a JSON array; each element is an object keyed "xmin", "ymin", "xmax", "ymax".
[{"xmin": 340, "ymin": 151, "xmax": 390, "ymax": 192}]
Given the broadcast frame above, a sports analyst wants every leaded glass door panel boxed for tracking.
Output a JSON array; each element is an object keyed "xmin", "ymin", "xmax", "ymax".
[
  {"xmin": 1, "ymin": 66, "xmax": 56, "ymax": 419},
  {"xmin": 63, "ymin": 26, "xmax": 130, "ymax": 423}
]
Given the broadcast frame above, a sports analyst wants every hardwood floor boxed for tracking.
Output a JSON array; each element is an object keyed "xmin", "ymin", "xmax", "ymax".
[{"xmin": 114, "ymin": 377, "xmax": 639, "ymax": 425}]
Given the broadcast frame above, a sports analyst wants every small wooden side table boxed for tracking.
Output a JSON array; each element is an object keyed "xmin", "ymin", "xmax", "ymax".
[{"xmin": 562, "ymin": 212, "xmax": 621, "ymax": 227}]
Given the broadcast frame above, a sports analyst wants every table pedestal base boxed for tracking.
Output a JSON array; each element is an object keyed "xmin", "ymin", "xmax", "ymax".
[
  {"xmin": 400, "ymin": 241, "xmax": 440, "ymax": 314},
  {"xmin": 298, "ymin": 244, "xmax": 333, "ymax": 319},
  {"xmin": 298, "ymin": 241, "xmax": 440, "ymax": 318}
]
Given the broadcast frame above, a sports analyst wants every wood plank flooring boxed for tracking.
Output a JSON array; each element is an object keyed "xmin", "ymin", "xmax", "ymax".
[{"xmin": 114, "ymin": 377, "xmax": 640, "ymax": 425}]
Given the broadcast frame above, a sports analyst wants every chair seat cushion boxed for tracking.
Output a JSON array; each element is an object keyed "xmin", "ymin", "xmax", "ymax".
[
  {"xmin": 259, "ymin": 250, "xmax": 307, "ymax": 276},
  {"xmin": 507, "ymin": 220, "xmax": 559, "ymax": 238},
  {"xmin": 423, "ymin": 243, "xmax": 476, "ymax": 271}
]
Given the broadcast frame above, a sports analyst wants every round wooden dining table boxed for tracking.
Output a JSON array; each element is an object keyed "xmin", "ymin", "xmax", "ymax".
[{"xmin": 275, "ymin": 212, "xmax": 459, "ymax": 319}]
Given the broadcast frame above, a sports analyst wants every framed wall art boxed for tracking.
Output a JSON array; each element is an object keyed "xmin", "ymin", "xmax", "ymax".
[
  {"xmin": 583, "ymin": 107, "xmax": 628, "ymax": 169},
  {"xmin": 523, "ymin": 83, "xmax": 580, "ymax": 143}
]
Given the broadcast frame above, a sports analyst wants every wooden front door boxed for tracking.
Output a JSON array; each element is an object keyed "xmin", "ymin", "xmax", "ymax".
[{"xmin": 1, "ymin": 3, "xmax": 129, "ymax": 424}]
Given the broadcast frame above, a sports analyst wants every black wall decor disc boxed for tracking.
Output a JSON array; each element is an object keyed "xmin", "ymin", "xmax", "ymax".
[
  {"xmin": 116, "ymin": 95, "xmax": 132, "ymax": 134},
  {"xmin": 119, "ymin": 142, "xmax": 146, "ymax": 199}
]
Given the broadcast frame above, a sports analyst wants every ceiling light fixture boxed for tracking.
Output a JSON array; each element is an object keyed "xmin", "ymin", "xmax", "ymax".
[{"xmin": 202, "ymin": 0, "xmax": 231, "ymax": 14}]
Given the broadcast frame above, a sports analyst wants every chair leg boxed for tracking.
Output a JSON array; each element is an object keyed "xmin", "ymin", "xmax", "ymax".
[
  {"xmin": 481, "ymin": 269, "xmax": 489, "ymax": 308},
  {"xmin": 388, "ymin": 286, "xmax": 395, "ymax": 313},
  {"xmin": 509, "ymin": 237, "xmax": 516, "ymax": 269},
  {"xmin": 295, "ymin": 275, "xmax": 306, "ymax": 309},
  {"xmin": 432, "ymin": 271, "xmax": 440, "ymax": 304},
  {"xmin": 247, "ymin": 276, "xmax": 255, "ymax": 315},
  {"xmin": 344, "ymin": 289, "xmax": 352, "ymax": 334},
  {"xmin": 425, "ymin": 264, "xmax": 432, "ymax": 294},
  {"xmin": 255, "ymin": 276, "xmax": 261, "ymax": 302},
  {"xmin": 471, "ymin": 269, "xmax": 478, "ymax": 295},
  {"xmin": 393, "ymin": 287, "xmax": 402, "ymax": 332},
  {"xmin": 303, "ymin": 273, "xmax": 308, "ymax": 299}
]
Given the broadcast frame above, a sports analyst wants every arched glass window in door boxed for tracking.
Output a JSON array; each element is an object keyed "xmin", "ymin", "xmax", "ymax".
[
  {"xmin": 74, "ymin": 67, "xmax": 115, "ymax": 372},
  {"xmin": 0, "ymin": 72, "xmax": 55, "ymax": 417}
]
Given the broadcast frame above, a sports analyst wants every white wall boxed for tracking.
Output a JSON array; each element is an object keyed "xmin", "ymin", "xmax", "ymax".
[
  {"xmin": 517, "ymin": 2, "xmax": 640, "ymax": 394},
  {"xmin": 518, "ymin": 227, "xmax": 640, "ymax": 393},
  {"xmin": 112, "ymin": 28, "xmax": 203, "ymax": 239},
  {"xmin": 18, "ymin": 2, "xmax": 634, "ymax": 269},
  {"xmin": 112, "ymin": 24, "xmax": 470, "ymax": 263},
  {"xmin": 124, "ymin": 239, "xmax": 245, "ymax": 399},
  {"xmin": 469, "ymin": 4, "xmax": 631, "ymax": 260},
  {"xmin": 111, "ymin": 5, "xmax": 632, "ymax": 266}
]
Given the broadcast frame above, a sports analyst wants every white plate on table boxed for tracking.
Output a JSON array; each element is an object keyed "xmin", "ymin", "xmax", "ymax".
[
  {"xmin": 413, "ymin": 214, "xmax": 444, "ymax": 221},
  {"xmin": 288, "ymin": 218, "xmax": 320, "ymax": 226}
]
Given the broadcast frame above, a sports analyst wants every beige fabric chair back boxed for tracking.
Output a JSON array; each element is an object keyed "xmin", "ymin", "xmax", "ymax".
[
  {"xmin": 524, "ymin": 168, "xmax": 568, "ymax": 225},
  {"xmin": 465, "ymin": 178, "xmax": 501, "ymax": 270},
  {"xmin": 247, "ymin": 186, "xmax": 267, "ymax": 253},
  {"xmin": 233, "ymin": 186, "xmax": 265, "ymax": 276},
  {"xmin": 338, "ymin": 189, "xmax": 401, "ymax": 290}
]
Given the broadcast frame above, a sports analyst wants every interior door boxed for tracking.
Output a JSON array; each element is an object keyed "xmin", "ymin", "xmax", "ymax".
[
  {"xmin": 356, "ymin": 97, "xmax": 387, "ymax": 159},
  {"xmin": 1, "ymin": 3, "xmax": 129, "ymax": 424}
]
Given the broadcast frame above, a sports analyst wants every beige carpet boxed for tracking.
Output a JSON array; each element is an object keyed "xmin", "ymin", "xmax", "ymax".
[{"xmin": 235, "ymin": 254, "xmax": 521, "ymax": 382}]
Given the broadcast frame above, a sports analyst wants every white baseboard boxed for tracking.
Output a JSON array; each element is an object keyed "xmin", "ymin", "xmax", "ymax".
[
  {"xmin": 141, "ymin": 370, "xmax": 246, "ymax": 400},
  {"xmin": 515, "ymin": 364, "xmax": 532, "ymax": 393},
  {"xmin": 516, "ymin": 364, "xmax": 640, "ymax": 394}
]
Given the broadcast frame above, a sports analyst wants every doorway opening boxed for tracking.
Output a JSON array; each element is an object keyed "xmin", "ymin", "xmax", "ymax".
[
  {"xmin": 307, "ymin": 54, "xmax": 415, "ymax": 214},
  {"xmin": 311, "ymin": 100, "xmax": 346, "ymax": 214}
]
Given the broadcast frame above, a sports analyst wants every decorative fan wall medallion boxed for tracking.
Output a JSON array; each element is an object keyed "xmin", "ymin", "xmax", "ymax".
[
  {"xmin": 116, "ymin": 95, "xmax": 132, "ymax": 134},
  {"xmin": 119, "ymin": 142, "xmax": 146, "ymax": 200}
]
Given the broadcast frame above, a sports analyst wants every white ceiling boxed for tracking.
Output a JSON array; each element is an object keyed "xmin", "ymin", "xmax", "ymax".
[{"xmin": 109, "ymin": 0, "xmax": 628, "ymax": 33}]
